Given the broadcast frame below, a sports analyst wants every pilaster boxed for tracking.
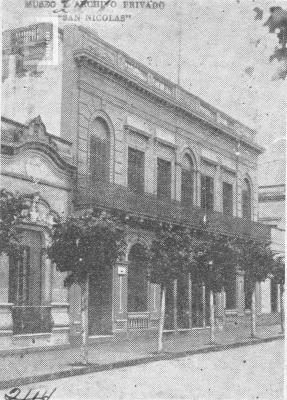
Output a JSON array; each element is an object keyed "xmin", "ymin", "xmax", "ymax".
[{"xmin": 0, "ymin": 254, "xmax": 13, "ymax": 348}]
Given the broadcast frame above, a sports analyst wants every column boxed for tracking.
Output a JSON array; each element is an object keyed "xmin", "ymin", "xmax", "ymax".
[
  {"xmin": 175, "ymin": 161, "xmax": 181, "ymax": 202},
  {"xmin": 260, "ymin": 279, "xmax": 271, "ymax": 314},
  {"xmin": 0, "ymin": 254, "xmax": 13, "ymax": 348},
  {"xmin": 188, "ymin": 275, "xmax": 192, "ymax": 329},
  {"xmin": 50, "ymin": 263, "xmax": 70, "ymax": 345},
  {"xmin": 236, "ymin": 271, "xmax": 245, "ymax": 315},
  {"xmin": 214, "ymin": 165, "xmax": 222, "ymax": 212},
  {"xmin": 173, "ymin": 279, "xmax": 178, "ymax": 334},
  {"xmin": 215, "ymin": 291, "xmax": 225, "ymax": 329},
  {"xmin": 255, "ymin": 281, "xmax": 262, "ymax": 315}
]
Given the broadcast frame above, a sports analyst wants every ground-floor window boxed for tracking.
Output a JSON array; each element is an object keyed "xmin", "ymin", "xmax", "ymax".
[
  {"xmin": 9, "ymin": 230, "xmax": 42, "ymax": 306},
  {"xmin": 8, "ymin": 229, "xmax": 52, "ymax": 334}
]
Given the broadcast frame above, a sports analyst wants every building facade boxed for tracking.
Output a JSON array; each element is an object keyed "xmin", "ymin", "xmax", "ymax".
[{"xmin": 0, "ymin": 23, "xmax": 277, "ymax": 349}]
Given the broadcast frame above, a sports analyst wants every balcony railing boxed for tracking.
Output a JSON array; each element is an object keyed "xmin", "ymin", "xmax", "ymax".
[
  {"xmin": 12, "ymin": 306, "xmax": 53, "ymax": 335},
  {"xmin": 75, "ymin": 182, "xmax": 271, "ymax": 242}
]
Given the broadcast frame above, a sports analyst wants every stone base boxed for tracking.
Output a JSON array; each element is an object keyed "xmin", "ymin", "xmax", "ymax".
[
  {"xmin": 0, "ymin": 330, "xmax": 13, "ymax": 349},
  {"xmin": 12, "ymin": 332, "xmax": 52, "ymax": 348},
  {"xmin": 50, "ymin": 327, "xmax": 70, "ymax": 346}
]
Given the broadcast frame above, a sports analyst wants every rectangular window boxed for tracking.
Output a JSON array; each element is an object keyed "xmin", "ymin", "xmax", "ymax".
[
  {"xmin": 157, "ymin": 158, "xmax": 171, "ymax": 200},
  {"xmin": 201, "ymin": 175, "xmax": 214, "ymax": 211},
  {"xmin": 127, "ymin": 147, "xmax": 145, "ymax": 193},
  {"xmin": 223, "ymin": 182, "xmax": 233, "ymax": 216}
]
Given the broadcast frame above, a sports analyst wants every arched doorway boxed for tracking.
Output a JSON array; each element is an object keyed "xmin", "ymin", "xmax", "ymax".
[{"xmin": 127, "ymin": 243, "xmax": 149, "ymax": 313}]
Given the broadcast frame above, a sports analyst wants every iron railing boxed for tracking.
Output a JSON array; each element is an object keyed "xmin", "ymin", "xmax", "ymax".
[
  {"xmin": 12, "ymin": 306, "xmax": 53, "ymax": 335},
  {"xmin": 75, "ymin": 181, "xmax": 271, "ymax": 242}
]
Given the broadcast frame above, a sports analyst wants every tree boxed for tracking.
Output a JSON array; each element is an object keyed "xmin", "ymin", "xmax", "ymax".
[
  {"xmin": 264, "ymin": 6, "xmax": 287, "ymax": 80},
  {"xmin": 149, "ymin": 225, "xmax": 193, "ymax": 353},
  {"xmin": 270, "ymin": 255, "xmax": 285, "ymax": 333},
  {"xmin": 48, "ymin": 209, "xmax": 125, "ymax": 364},
  {"xmin": 235, "ymin": 238, "xmax": 275, "ymax": 338},
  {"xmin": 192, "ymin": 232, "xmax": 236, "ymax": 344},
  {"xmin": 0, "ymin": 189, "xmax": 28, "ymax": 257}
]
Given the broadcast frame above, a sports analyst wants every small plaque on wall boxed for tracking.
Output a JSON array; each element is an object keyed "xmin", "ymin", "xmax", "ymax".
[{"xmin": 118, "ymin": 266, "xmax": 127, "ymax": 275}]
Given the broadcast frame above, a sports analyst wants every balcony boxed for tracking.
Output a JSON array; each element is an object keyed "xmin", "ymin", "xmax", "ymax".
[
  {"xmin": 12, "ymin": 306, "xmax": 53, "ymax": 335},
  {"xmin": 75, "ymin": 182, "xmax": 271, "ymax": 242}
]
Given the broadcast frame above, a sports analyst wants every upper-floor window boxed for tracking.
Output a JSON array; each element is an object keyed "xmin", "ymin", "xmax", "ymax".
[
  {"xmin": 157, "ymin": 158, "xmax": 171, "ymax": 200},
  {"xmin": 242, "ymin": 178, "xmax": 252, "ymax": 220},
  {"xmin": 89, "ymin": 118, "xmax": 110, "ymax": 184},
  {"xmin": 223, "ymin": 182, "xmax": 233, "ymax": 216},
  {"xmin": 181, "ymin": 154, "xmax": 194, "ymax": 206},
  {"xmin": 201, "ymin": 175, "xmax": 214, "ymax": 211},
  {"xmin": 128, "ymin": 147, "xmax": 145, "ymax": 193}
]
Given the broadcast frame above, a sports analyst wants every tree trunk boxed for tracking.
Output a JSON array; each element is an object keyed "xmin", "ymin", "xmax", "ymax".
[
  {"xmin": 210, "ymin": 289, "xmax": 215, "ymax": 344},
  {"xmin": 158, "ymin": 285, "xmax": 166, "ymax": 353},
  {"xmin": 173, "ymin": 279, "xmax": 178, "ymax": 335},
  {"xmin": 251, "ymin": 288, "xmax": 256, "ymax": 338},
  {"xmin": 280, "ymin": 284, "xmax": 284, "ymax": 334},
  {"xmin": 81, "ymin": 277, "xmax": 89, "ymax": 365}
]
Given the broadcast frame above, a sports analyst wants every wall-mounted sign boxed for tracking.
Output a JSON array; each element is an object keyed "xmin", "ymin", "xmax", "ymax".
[{"xmin": 118, "ymin": 266, "xmax": 127, "ymax": 275}]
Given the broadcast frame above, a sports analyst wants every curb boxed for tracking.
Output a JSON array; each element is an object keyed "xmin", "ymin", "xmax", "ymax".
[{"xmin": 0, "ymin": 335, "xmax": 283, "ymax": 390}]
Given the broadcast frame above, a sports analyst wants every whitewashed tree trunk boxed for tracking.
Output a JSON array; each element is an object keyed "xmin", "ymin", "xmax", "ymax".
[
  {"xmin": 158, "ymin": 285, "xmax": 166, "ymax": 353},
  {"xmin": 251, "ymin": 288, "xmax": 256, "ymax": 338},
  {"xmin": 81, "ymin": 277, "xmax": 89, "ymax": 365},
  {"xmin": 280, "ymin": 284, "xmax": 284, "ymax": 334},
  {"xmin": 210, "ymin": 289, "xmax": 215, "ymax": 344}
]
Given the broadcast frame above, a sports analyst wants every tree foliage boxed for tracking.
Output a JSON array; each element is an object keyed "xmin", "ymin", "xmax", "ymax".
[
  {"xmin": 48, "ymin": 209, "xmax": 125, "ymax": 287},
  {"xmin": 149, "ymin": 225, "xmax": 193, "ymax": 287},
  {"xmin": 0, "ymin": 189, "xmax": 29, "ymax": 257},
  {"xmin": 270, "ymin": 254, "xmax": 285, "ymax": 285},
  {"xmin": 264, "ymin": 6, "xmax": 287, "ymax": 79},
  {"xmin": 191, "ymin": 232, "xmax": 236, "ymax": 293},
  {"xmin": 234, "ymin": 237, "xmax": 275, "ymax": 290}
]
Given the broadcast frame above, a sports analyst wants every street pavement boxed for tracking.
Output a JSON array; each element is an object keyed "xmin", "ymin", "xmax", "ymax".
[
  {"xmin": 0, "ymin": 324, "xmax": 283, "ymax": 389},
  {"xmin": 0, "ymin": 340, "xmax": 283, "ymax": 400}
]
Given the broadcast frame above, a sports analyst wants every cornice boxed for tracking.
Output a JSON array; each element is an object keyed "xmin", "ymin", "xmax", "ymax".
[
  {"xmin": 74, "ymin": 48, "xmax": 264, "ymax": 155},
  {"xmin": 1, "ymin": 141, "xmax": 76, "ymax": 174}
]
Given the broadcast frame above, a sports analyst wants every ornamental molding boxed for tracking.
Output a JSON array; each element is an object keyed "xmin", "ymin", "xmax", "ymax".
[{"xmin": 74, "ymin": 49, "xmax": 263, "ymax": 154}]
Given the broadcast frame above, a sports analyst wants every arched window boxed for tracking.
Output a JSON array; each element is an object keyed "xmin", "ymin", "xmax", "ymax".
[
  {"xmin": 242, "ymin": 178, "xmax": 252, "ymax": 220},
  {"xmin": 127, "ymin": 243, "xmax": 148, "ymax": 312},
  {"xmin": 89, "ymin": 118, "xmax": 110, "ymax": 184},
  {"xmin": 181, "ymin": 154, "xmax": 195, "ymax": 206}
]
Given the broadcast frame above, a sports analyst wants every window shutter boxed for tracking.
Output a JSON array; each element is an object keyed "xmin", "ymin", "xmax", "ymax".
[
  {"xmin": 157, "ymin": 158, "xmax": 171, "ymax": 200},
  {"xmin": 128, "ymin": 147, "xmax": 145, "ymax": 193}
]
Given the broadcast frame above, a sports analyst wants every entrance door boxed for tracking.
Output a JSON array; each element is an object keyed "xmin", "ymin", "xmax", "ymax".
[{"xmin": 88, "ymin": 267, "xmax": 113, "ymax": 336}]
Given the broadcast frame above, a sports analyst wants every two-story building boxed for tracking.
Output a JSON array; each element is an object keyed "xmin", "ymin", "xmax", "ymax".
[{"xmin": 1, "ymin": 23, "xmax": 274, "ymax": 349}]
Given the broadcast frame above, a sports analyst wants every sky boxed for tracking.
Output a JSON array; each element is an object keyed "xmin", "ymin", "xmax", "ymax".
[{"xmin": 2, "ymin": 0, "xmax": 286, "ymax": 153}]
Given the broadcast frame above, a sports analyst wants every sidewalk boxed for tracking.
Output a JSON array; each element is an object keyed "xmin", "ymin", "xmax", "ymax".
[{"xmin": 0, "ymin": 324, "xmax": 283, "ymax": 390}]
